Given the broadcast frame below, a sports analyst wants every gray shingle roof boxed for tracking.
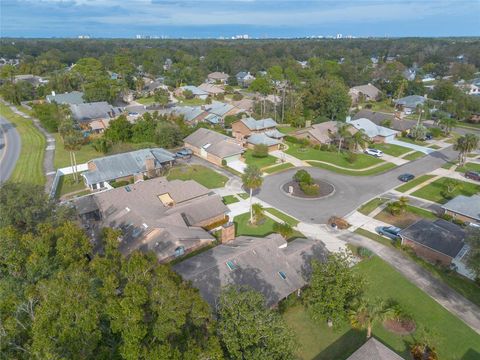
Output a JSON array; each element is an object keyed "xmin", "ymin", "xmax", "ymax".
[
  {"xmin": 399, "ymin": 219, "xmax": 466, "ymax": 258},
  {"xmin": 184, "ymin": 128, "xmax": 244, "ymax": 158},
  {"xmin": 70, "ymin": 101, "xmax": 123, "ymax": 122},
  {"xmin": 208, "ymin": 72, "xmax": 229, "ymax": 80},
  {"xmin": 349, "ymin": 84, "xmax": 381, "ymax": 99},
  {"xmin": 171, "ymin": 105, "xmax": 205, "ymax": 123},
  {"xmin": 173, "ymin": 235, "xmax": 327, "ymax": 307},
  {"xmin": 180, "ymin": 85, "xmax": 209, "ymax": 96},
  {"xmin": 82, "ymin": 148, "xmax": 175, "ymax": 185},
  {"xmin": 348, "ymin": 118, "xmax": 397, "ymax": 138},
  {"xmin": 353, "ymin": 110, "xmax": 417, "ymax": 132},
  {"xmin": 205, "ymin": 101, "xmax": 234, "ymax": 117},
  {"xmin": 240, "ymin": 117, "xmax": 278, "ymax": 130},
  {"xmin": 442, "ymin": 194, "xmax": 480, "ymax": 222},
  {"xmin": 46, "ymin": 91, "xmax": 84, "ymax": 105},
  {"xmin": 347, "ymin": 338, "xmax": 404, "ymax": 360},
  {"xmin": 247, "ymin": 133, "xmax": 281, "ymax": 147},
  {"xmin": 395, "ymin": 95, "xmax": 426, "ymax": 108}
]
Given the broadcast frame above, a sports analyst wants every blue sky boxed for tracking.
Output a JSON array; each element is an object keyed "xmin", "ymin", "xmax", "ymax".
[{"xmin": 1, "ymin": 0, "xmax": 479, "ymax": 38}]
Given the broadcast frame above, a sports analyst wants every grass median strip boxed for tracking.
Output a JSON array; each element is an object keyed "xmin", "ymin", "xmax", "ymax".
[
  {"xmin": 411, "ymin": 177, "xmax": 480, "ymax": 204},
  {"xmin": 403, "ymin": 151, "xmax": 424, "ymax": 161},
  {"xmin": 455, "ymin": 162, "xmax": 480, "ymax": 173},
  {"xmin": 357, "ymin": 197, "xmax": 389, "ymax": 215},
  {"xmin": 265, "ymin": 208, "xmax": 299, "ymax": 226},
  {"xmin": 395, "ymin": 174, "xmax": 435, "ymax": 192},
  {"xmin": 263, "ymin": 162, "xmax": 294, "ymax": 174},
  {"xmin": 222, "ymin": 195, "xmax": 239, "ymax": 205},
  {"xmin": 307, "ymin": 161, "xmax": 396, "ymax": 176},
  {"xmin": 0, "ymin": 103, "xmax": 45, "ymax": 186}
]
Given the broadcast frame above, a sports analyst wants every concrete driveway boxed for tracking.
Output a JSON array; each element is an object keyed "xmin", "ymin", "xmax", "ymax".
[{"xmin": 389, "ymin": 139, "xmax": 434, "ymax": 154}]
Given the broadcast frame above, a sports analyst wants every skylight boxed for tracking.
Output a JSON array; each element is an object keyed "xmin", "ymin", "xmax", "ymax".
[
  {"xmin": 226, "ymin": 261, "xmax": 237, "ymax": 271},
  {"xmin": 278, "ymin": 271, "xmax": 287, "ymax": 280}
]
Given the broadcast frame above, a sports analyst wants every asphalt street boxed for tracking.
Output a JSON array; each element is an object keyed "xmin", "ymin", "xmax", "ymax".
[
  {"xmin": 256, "ymin": 146, "xmax": 459, "ymax": 223},
  {"xmin": 0, "ymin": 115, "xmax": 21, "ymax": 184}
]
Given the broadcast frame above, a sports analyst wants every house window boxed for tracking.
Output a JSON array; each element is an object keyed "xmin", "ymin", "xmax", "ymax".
[
  {"xmin": 226, "ymin": 261, "xmax": 237, "ymax": 271},
  {"xmin": 92, "ymin": 183, "xmax": 97, "ymax": 190},
  {"xmin": 278, "ymin": 271, "xmax": 287, "ymax": 280},
  {"xmin": 175, "ymin": 246, "xmax": 185, "ymax": 257}
]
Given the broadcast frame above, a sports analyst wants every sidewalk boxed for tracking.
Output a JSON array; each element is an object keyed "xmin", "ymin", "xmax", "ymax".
[{"xmin": 270, "ymin": 150, "xmax": 309, "ymax": 167}]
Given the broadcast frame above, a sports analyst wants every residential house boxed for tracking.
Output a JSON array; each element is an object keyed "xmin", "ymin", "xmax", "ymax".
[
  {"xmin": 174, "ymin": 85, "xmax": 209, "ymax": 100},
  {"xmin": 346, "ymin": 117, "xmax": 397, "ymax": 143},
  {"xmin": 142, "ymin": 78, "xmax": 166, "ymax": 96},
  {"xmin": 297, "ymin": 60, "xmax": 309, "ymax": 69},
  {"xmin": 171, "ymin": 105, "xmax": 207, "ymax": 125},
  {"xmin": 173, "ymin": 233, "xmax": 327, "ymax": 307},
  {"xmin": 442, "ymin": 194, "xmax": 480, "ymax": 224},
  {"xmin": 46, "ymin": 91, "xmax": 85, "ymax": 105},
  {"xmin": 232, "ymin": 98, "xmax": 254, "ymax": 113},
  {"xmin": 184, "ymin": 128, "xmax": 244, "ymax": 166},
  {"xmin": 163, "ymin": 58, "xmax": 173, "ymax": 71},
  {"xmin": 294, "ymin": 121, "xmax": 338, "ymax": 145},
  {"xmin": 74, "ymin": 177, "xmax": 228, "ymax": 263},
  {"xmin": 14, "ymin": 74, "xmax": 48, "ymax": 87},
  {"xmin": 232, "ymin": 117, "xmax": 284, "ymax": 151},
  {"xmin": 347, "ymin": 337, "xmax": 404, "ymax": 360},
  {"xmin": 70, "ymin": 101, "xmax": 123, "ymax": 130},
  {"xmin": 395, "ymin": 95, "xmax": 427, "ymax": 114},
  {"xmin": 207, "ymin": 71, "xmax": 229, "ymax": 84},
  {"xmin": 236, "ymin": 71, "xmax": 255, "ymax": 88},
  {"xmin": 399, "ymin": 219, "xmax": 467, "ymax": 267},
  {"xmin": 198, "ymin": 83, "xmax": 225, "ymax": 96},
  {"xmin": 403, "ymin": 68, "xmax": 416, "ymax": 81},
  {"xmin": 349, "ymin": 84, "xmax": 381, "ymax": 104},
  {"xmin": 422, "ymin": 74, "xmax": 436, "ymax": 83},
  {"xmin": 82, "ymin": 148, "xmax": 175, "ymax": 190},
  {"xmin": 457, "ymin": 78, "xmax": 480, "ymax": 96},
  {"xmin": 353, "ymin": 110, "xmax": 417, "ymax": 133},
  {"xmin": 203, "ymin": 101, "xmax": 240, "ymax": 125}
]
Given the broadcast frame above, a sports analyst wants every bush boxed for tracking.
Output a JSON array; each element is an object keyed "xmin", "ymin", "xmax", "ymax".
[
  {"xmin": 221, "ymin": 159, "xmax": 227, "ymax": 166},
  {"xmin": 429, "ymin": 127, "xmax": 443, "ymax": 138},
  {"xmin": 293, "ymin": 170, "xmax": 313, "ymax": 185},
  {"xmin": 232, "ymin": 93, "xmax": 243, "ymax": 101},
  {"xmin": 252, "ymin": 144, "xmax": 268, "ymax": 158},
  {"xmin": 358, "ymin": 247, "xmax": 374, "ymax": 259},
  {"xmin": 278, "ymin": 292, "xmax": 300, "ymax": 313},
  {"xmin": 320, "ymin": 144, "xmax": 330, "ymax": 151},
  {"xmin": 346, "ymin": 152, "xmax": 358, "ymax": 164},
  {"xmin": 441, "ymin": 213, "xmax": 453, "ymax": 221},
  {"xmin": 313, "ymin": 144, "xmax": 320, "ymax": 150},
  {"xmin": 452, "ymin": 218, "xmax": 465, "ymax": 226},
  {"xmin": 215, "ymin": 93, "xmax": 225, "ymax": 101},
  {"xmin": 299, "ymin": 182, "xmax": 319, "ymax": 196}
]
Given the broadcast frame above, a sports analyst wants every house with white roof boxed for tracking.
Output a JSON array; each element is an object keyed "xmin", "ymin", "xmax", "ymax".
[
  {"xmin": 174, "ymin": 85, "xmax": 209, "ymax": 100},
  {"xmin": 347, "ymin": 117, "xmax": 397, "ymax": 143}
]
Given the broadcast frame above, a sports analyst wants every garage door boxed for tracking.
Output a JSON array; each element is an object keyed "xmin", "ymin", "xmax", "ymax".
[{"xmin": 224, "ymin": 154, "xmax": 241, "ymax": 164}]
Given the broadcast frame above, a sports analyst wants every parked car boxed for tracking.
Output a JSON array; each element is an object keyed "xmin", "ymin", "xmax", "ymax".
[
  {"xmin": 398, "ymin": 173, "xmax": 415, "ymax": 182},
  {"xmin": 364, "ymin": 148, "xmax": 383, "ymax": 157},
  {"xmin": 175, "ymin": 148, "xmax": 193, "ymax": 158},
  {"xmin": 376, "ymin": 226, "xmax": 402, "ymax": 240},
  {"xmin": 465, "ymin": 170, "xmax": 480, "ymax": 181}
]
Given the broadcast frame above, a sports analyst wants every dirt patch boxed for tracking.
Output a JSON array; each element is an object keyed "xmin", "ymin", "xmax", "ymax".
[
  {"xmin": 374, "ymin": 209, "xmax": 421, "ymax": 228},
  {"xmin": 282, "ymin": 179, "xmax": 335, "ymax": 199},
  {"xmin": 383, "ymin": 318, "xmax": 416, "ymax": 335}
]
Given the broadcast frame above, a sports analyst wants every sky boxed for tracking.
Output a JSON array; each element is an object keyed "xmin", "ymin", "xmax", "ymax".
[{"xmin": 1, "ymin": 0, "xmax": 479, "ymax": 38}]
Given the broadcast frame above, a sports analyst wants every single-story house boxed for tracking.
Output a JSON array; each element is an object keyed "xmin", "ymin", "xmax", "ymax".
[
  {"xmin": 347, "ymin": 337, "xmax": 404, "ymax": 360},
  {"xmin": 294, "ymin": 121, "xmax": 338, "ymax": 145},
  {"xmin": 46, "ymin": 91, "xmax": 85, "ymax": 105},
  {"xmin": 174, "ymin": 86, "xmax": 209, "ymax": 100},
  {"xmin": 349, "ymin": 84, "xmax": 381, "ymax": 103},
  {"xmin": 442, "ymin": 194, "xmax": 480, "ymax": 224},
  {"xmin": 203, "ymin": 101, "xmax": 240, "ymax": 124},
  {"xmin": 207, "ymin": 71, "xmax": 229, "ymax": 84},
  {"xmin": 399, "ymin": 219, "xmax": 466, "ymax": 267},
  {"xmin": 198, "ymin": 83, "xmax": 225, "ymax": 96},
  {"xmin": 70, "ymin": 101, "xmax": 123, "ymax": 127},
  {"xmin": 353, "ymin": 110, "xmax": 417, "ymax": 133},
  {"xmin": 173, "ymin": 233, "xmax": 327, "ymax": 307},
  {"xmin": 141, "ymin": 78, "xmax": 166, "ymax": 96},
  {"xmin": 395, "ymin": 95, "xmax": 427, "ymax": 114},
  {"xmin": 246, "ymin": 133, "xmax": 282, "ymax": 151},
  {"xmin": 74, "ymin": 177, "xmax": 228, "ymax": 263},
  {"xmin": 184, "ymin": 128, "xmax": 244, "ymax": 166},
  {"xmin": 82, "ymin": 148, "xmax": 175, "ymax": 190},
  {"xmin": 14, "ymin": 74, "xmax": 48, "ymax": 87},
  {"xmin": 236, "ymin": 71, "xmax": 255, "ymax": 88},
  {"xmin": 171, "ymin": 105, "xmax": 207, "ymax": 125},
  {"xmin": 347, "ymin": 117, "xmax": 397, "ymax": 143},
  {"xmin": 231, "ymin": 98, "xmax": 254, "ymax": 113}
]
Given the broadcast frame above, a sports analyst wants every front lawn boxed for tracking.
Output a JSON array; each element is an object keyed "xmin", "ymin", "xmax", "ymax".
[
  {"xmin": 135, "ymin": 96, "xmax": 156, "ymax": 105},
  {"xmin": 0, "ymin": 103, "xmax": 46, "ymax": 186},
  {"xmin": 456, "ymin": 162, "xmax": 480, "ymax": 173},
  {"xmin": 222, "ymin": 195, "xmax": 239, "ymax": 205},
  {"xmin": 395, "ymin": 174, "xmax": 435, "ymax": 193},
  {"xmin": 285, "ymin": 141, "xmax": 383, "ymax": 169},
  {"xmin": 398, "ymin": 136, "xmax": 426, "ymax": 146},
  {"xmin": 167, "ymin": 165, "xmax": 228, "ymax": 189},
  {"xmin": 372, "ymin": 143, "xmax": 411, "ymax": 157},
  {"xmin": 237, "ymin": 192, "xmax": 249, "ymax": 200},
  {"xmin": 179, "ymin": 98, "xmax": 205, "ymax": 106},
  {"xmin": 307, "ymin": 161, "xmax": 396, "ymax": 176},
  {"xmin": 374, "ymin": 205, "xmax": 437, "ymax": 228},
  {"xmin": 233, "ymin": 212, "xmax": 303, "ymax": 240},
  {"xmin": 357, "ymin": 197, "xmax": 389, "ymax": 215},
  {"xmin": 411, "ymin": 177, "xmax": 480, "ymax": 204},
  {"xmin": 263, "ymin": 162, "xmax": 294, "ymax": 174},
  {"xmin": 243, "ymin": 150, "xmax": 277, "ymax": 169},
  {"xmin": 283, "ymin": 257, "xmax": 480, "ymax": 360},
  {"xmin": 403, "ymin": 151, "xmax": 424, "ymax": 161}
]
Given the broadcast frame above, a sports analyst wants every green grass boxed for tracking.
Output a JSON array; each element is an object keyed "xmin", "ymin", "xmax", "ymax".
[
  {"xmin": 243, "ymin": 150, "xmax": 277, "ymax": 169},
  {"xmin": 0, "ymin": 103, "xmax": 46, "ymax": 186},
  {"xmin": 285, "ymin": 141, "xmax": 383, "ymax": 169},
  {"xmin": 179, "ymin": 98, "xmax": 205, "ymax": 106},
  {"xmin": 428, "ymin": 144, "xmax": 442, "ymax": 149},
  {"xmin": 411, "ymin": 177, "xmax": 480, "ymax": 204},
  {"xmin": 357, "ymin": 197, "xmax": 389, "ymax": 215},
  {"xmin": 135, "ymin": 96, "xmax": 156, "ymax": 105},
  {"xmin": 395, "ymin": 174, "xmax": 435, "ymax": 193},
  {"xmin": 53, "ymin": 133, "xmax": 100, "ymax": 169},
  {"xmin": 263, "ymin": 162, "xmax": 294, "ymax": 174},
  {"xmin": 354, "ymin": 228, "xmax": 394, "ymax": 247},
  {"xmin": 55, "ymin": 174, "xmax": 89, "ymax": 198},
  {"xmin": 405, "ymin": 205, "xmax": 438, "ymax": 219},
  {"xmin": 398, "ymin": 136, "xmax": 426, "ymax": 146},
  {"xmin": 456, "ymin": 162, "xmax": 480, "ymax": 173},
  {"xmin": 277, "ymin": 125, "xmax": 297, "ymax": 134},
  {"xmin": 456, "ymin": 121, "xmax": 480, "ymax": 130},
  {"xmin": 442, "ymin": 161, "xmax": 456, "ymax": 170},
  {"xmin": 284, "ymin": 257, "xmax": 480, "ymax": 360},
  {"xmin": 222, "ymin": 195, "xmax": 239, "ymax": 205},
  {"xmin": 233, "ymin": 212, "xmax": 303, "ymax": 240},
  {"xmin": 237, "ymin": 192, "xmax": 249, "ymax": 200},
  {"xmin": 403, "ymin": 151, "xmax": 424, "ymax": 161},
  {"xmin": 374, "ymin": 205, "xmax": 438, "ymax": 228},
  {"xmin": 265, "ymin": 208, "xmax": 299, "ymax": 226},
  {"xmin": 167, "ymin": 165, "xmax": 228, "ymax": 189},
  {"xmin": 307, "ymin": 161, "xmax": 396, "ymax": 176},
  {"xmin": 372, "ymin": 143, "xmax": 411, "ymax": 157}
]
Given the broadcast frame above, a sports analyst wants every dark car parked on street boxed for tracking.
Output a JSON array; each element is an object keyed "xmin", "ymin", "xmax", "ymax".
[
  {"xmin": 398, "ymin": 173, "xmax": 415, "ymax": 182},
  {"xmin": 465, "ymin": 171, "xmax": 480, "ymax": 181}
]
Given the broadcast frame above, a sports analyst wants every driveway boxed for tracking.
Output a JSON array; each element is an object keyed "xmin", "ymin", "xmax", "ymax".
[
  {"xmin": 389, "ymin": 139, "xmax": 434, "ymax": 154},
  {"xmin": 339, "ymin": 230, "xmax": 480, "ymax": 335},
  {"xmin": 228, "ymin": 160, "xmax": 246, "ymax": 173},
  {"xmin": 256, "ymin": 147, "xmax": 458, "ymax": 223},
  {"xmin": 0, "ymin": 115, "xmax": 21, "ymax": 184}
]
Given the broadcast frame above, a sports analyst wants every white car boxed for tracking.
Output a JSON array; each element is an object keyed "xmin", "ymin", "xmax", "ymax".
[{"xmin": 364, "ymin": 148, "xmax": 384, "ymax": 157}]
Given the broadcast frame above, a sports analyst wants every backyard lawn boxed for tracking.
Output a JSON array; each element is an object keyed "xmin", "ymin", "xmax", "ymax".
[
  {"xmin": 403, "ymin": 151, "xmax": 424, "ymax": 161},
  {"xmin": 167, "ymin": 165, "xmax": 228, "ymax": 189},
  {"xmin": 135, "ymin": 96, "xmax": 156, "ymax": 105},
  {"xmin": 222, "ymin": 195, "xmax": 239, "ymax": 205},
  {"xmin": 285, "ymin": 141, "xmax": 384, "ymax": 169},
  {"xmin": 243, "ymin": 150, "xmax": 277, "ymax": 169},
  {"xmin": 456, "ymin": 162, "xmax": 480, "ymax": 173},
  {"xmin": 283, "ymin": 256, "xmax": 480, "ymax": 360},
  {"xmin": 307, "ymin": 161, "xmax": 396, "ymax": 176},
  {"xmin": 357, "ymin": 197, "xmax": 389, "ymax": 215},
  {"xmin": 234, "ymin": 212, "xmax": 303, "ymax": 240},
  {"xmin": 53, "ymin": 133, "xmax": 99, "ymax": 169},
  {"xmin": 277, "ymin": 125, "xmax": 298, "ymax": 134},
  {"xmin": 263, "ymin": 162, "xmax": 294, "ymax": 174},
  {"xmin": 372, "ymin": 143, "xmax": 411, "ymax": 157},
  {"xmin": 55, "ymin": 174, "xmax": 89, "ymax": 199},
  {"xmin": 411, "ymin": 177, "xmax": 480, "ymax": 204},
  {"xmin": 0, "ymin": 103, "xmax": 45, "ymax": 186},
  {"xmin": 395, "ymin": 174, "xmax": 435, "ymax": 193}
]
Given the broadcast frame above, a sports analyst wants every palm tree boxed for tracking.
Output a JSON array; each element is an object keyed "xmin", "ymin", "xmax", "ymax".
[
  {"xmin": 349, "ymin": 129, "xmax": 369, "ymax": 152},
  {"xmin": 349, "ymin": 298, "xmax": 396, "ymax": 339},
  {"xmin": 438, "ymin": 117, "xmax": 457, "ymax": 135},
  {"xmin": 251, "ymin": 203, "xmax": 265, "ymax": 225},
  {"xmin": 453, "ymin": 134, "xmax": 479, "ymax": 165},
  {"xmin": 398, "ymin": 196, "xmax": 409, "ymax": 213},
  {"xmin": 64, "ymin": 133, "xmax": 83, "ymax": 182},
  {"xmin": 336, "ymin": 122, "xmax": 350, "ymax": 154},
  {"xmin": 241, "ymin": 165, "xmax": 263, "ymax": 224}
]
